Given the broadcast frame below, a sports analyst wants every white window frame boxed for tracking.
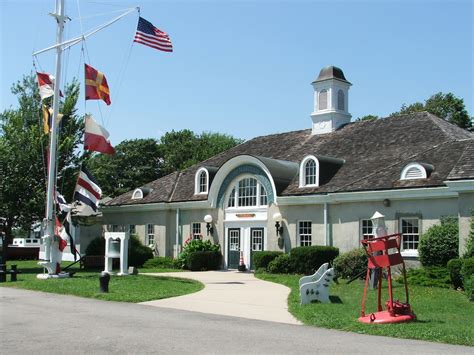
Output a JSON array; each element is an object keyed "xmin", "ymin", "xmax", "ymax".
[
  {"xmin": 192, "ymin": 222, "xmax": 202, "ymax": 240},
  {"xmin": 360, "ymin": 219, "xmax": 374, "ymax": 240},
  {"xmin": 146, "ymin": 224, "xmax": 155, "ymax": 247},
  {"xmin": 131, "ymin": 189, "xmax": 143, "ymax": 200},
  {"xmin": 194, "ymin": 167, "xmax": 209, "ymax": 195},
  {"xmin": 225, "ymin": 175, "xmax": 268, "ymax": 210},
  {"xmin": 298, "ymin": 220, "xmax": 312, "ymax": 247},
  {"xmin": 399, "ymin": 217, "xmax": 420, "ymax": 257},
  {"xmin": 401, "ymin": 163, "xmax": 427, "ymax": 180},
  {"xmin": 299, "ymin": 155, "xmax": 320, "ymax": 187}
]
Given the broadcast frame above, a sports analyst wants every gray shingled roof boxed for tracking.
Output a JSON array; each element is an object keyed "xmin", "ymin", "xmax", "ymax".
[{"xmin": 106, "ymin": 112, "xmax": 473, "ymax": 206}]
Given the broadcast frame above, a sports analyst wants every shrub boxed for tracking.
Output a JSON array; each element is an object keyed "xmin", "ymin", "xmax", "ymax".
[
  {"xmin": 333, "ymin": 248, "xmax": 367, "ymax": 279},
  {"xmin": 128, "ymin": 236, "xmax": 153, "ymax": 267},
  {"xmin": 177, "ymin": 239, "xmax": 220, "ymax": 269},
  {"xmin": 464, "ymin": 275, "xmax": 474, "ymax": 301},
  {"xmin": 461, "ymin": 257, "xmax": 474, "ymax": 281},
  {"xmin": 143, "ymin": 256, "xmax": 177, "ymax": 269},
  {"xmin": 84, "ymin": 235, "xmax": 153, "ymax": 268},
  {"xmin": 186, "ymin": 251, "xmax": 221, "ymax": 271},
  {"xmin": 419, "ymin": 220, "xmax": 459, "ymax": 267},
  {"xmin": 252, "ymin": 251, "xmax": 283, "ymax": 270},
  {"xmin": 398, "ymin": 266, "xmax": 451, "ymax": 288},
  {"xmin": 290, "ymin": 246, "xmax": 339, "ymax": 275},
  {"xmin": 447, "ymin": 258, "xmax": 464, "ymax": 289},
  {"xmin": 267, "ymin": 254, "xmax": 292, "ymax": 274},
  {"xmin": 463, "ymin": 209, "xmax": 474, "ymax": 258}
]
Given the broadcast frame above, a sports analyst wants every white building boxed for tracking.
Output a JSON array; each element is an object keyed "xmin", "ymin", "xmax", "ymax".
[{"xmin": 88, "ymin": 66, "xmax": 473, "ymax": 269}]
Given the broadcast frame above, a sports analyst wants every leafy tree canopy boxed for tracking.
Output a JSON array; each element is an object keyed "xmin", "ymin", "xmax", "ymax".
[
  {"xmin": 355, "ymin": 115, "xmax": 379, "ymax": 122},
  {"xmin": 0, "ymin": 73, "xmax": 83, "ymax": 242},
  {"xmin": 391, "ymin": 92, "xmax": 472, "ymax": 129}
]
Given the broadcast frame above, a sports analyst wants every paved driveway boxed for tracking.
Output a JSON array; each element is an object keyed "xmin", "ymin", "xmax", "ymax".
[{"xmin": 141, "ymin": 270, "xmax": 301, "ymax": 325}]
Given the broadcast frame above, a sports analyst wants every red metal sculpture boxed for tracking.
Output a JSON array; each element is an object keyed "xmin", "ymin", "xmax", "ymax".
[{"xmin": 359, "ymin": 233, "xmax": 416, "ymax": 324}]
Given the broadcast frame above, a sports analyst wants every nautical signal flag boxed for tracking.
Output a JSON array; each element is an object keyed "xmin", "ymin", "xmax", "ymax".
[
  {"xmin": 42, "ymin": 104, "xmax": 64, "ymax": 134},
  {"xmin": 134, "ymin": 17, "xmax": 173, "ymax": 52},
  {"xmin": 84, "ymin": 64, "xmax": 111, "ymax": 105},
  {"xmin": 84, "ymin": 115, "xmax": 115, "ymax": 154},
  {"xmin": 74, "ymin": 166, "xmax": 102, "ymax": 212},
  {"xmin": 36, "ymin": 72, "xmax": 63, "ymax": 101}
]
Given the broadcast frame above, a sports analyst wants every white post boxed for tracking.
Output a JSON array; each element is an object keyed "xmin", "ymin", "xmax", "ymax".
[{"xmin": 42, "ymin": 0, "xmax": 66, "ymax": 274}]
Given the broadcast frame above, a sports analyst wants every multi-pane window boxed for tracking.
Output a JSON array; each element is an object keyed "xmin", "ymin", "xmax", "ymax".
[
  {"xmin": 199, "ymin": 171, "xmax": 208, "ymax": 193},
  {"xmin": 192, "ymin": 223, "xmax": 201, "ymax": 240},
  {"xmin": 129, "ymin": 224, "xmax": 136, "ymax": 235},
  {"xmin": 227, "ymin": 178, "xmax": 268, "ymax": 208},
  {"xmin": 238, "ymin": 177, "xmax": 258, "ymax": 207},
  {"xmin": 400, "ymin": 218, "xmax": 419, "ymax": 251},
  {"xmin": 147, "ymin": 224, "xmax": 155, "ymax": 246},
  {"xmin": 260, "ymin": 184, "xmax": 267, "ymax": 206},
  {"xmin": 305, "ymin": 159, "xmax": 317, "ymax": 185},
  {"xmin": 361, "ymin": 219, "xmax": 374, "ymax": 240},
  {"xmin": 298, "ymin": 221, "xmax": 312, "ymax": 246},
  {"xmin": 337, "ymin": 89, "xmax": 345, "ymax": 110},
  {"xmin": 319, "ymin": 89, "xmax": 328, "ymax": 110},
  {"xmin": 228, "ymin": 187, "xmax": 236, "ymax": 207}
]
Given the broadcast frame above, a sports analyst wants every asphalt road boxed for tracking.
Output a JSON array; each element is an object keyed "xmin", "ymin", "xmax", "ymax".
[{"xmin": 0, "ymin": 287, "xmax": 471, "ymax": 354}]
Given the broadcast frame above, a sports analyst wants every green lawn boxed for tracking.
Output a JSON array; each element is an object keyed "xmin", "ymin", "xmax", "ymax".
[
  {"xmin": 257, "ymin": 273, "xmax": 474, "ymax": 346},
  {"xmin": 1, "ymin": 260, "xmax": 203, "ymax": 303}
]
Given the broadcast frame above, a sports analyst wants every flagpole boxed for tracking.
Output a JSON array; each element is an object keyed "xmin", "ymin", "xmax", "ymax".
[{"xmin": 43, "ymin": 0, "xmax": 66, "ymax": 274}]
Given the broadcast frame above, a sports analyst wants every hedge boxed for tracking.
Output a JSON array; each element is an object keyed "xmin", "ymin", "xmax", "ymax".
[
  {"xmin": 186, "ymin": 251, "xmax": 222, "ymax": 271},
  {"xmin": 333, "ymin": 248, "xmax": 367, "ymax": 279},
  {"xmin": 252, "ymin": 251, "xmax": 283, "ymax": 270},
  {"xmin": 143, "ymin": 256, "xmax": 178, "ymax": 269},
  {"xmin": 290, "ymin": 246, "xmax": 339, "ymax": 275},
  {"xmin": 418, "ymin": 220, "xmax": 459, "ymax": 267},
  {"xmin": 267, "ymin": 254, "xmax": 292, "ymax": 274},
  {"xmin": 447, "ymin": 258, "xmax": 463, "ymax": 289}
]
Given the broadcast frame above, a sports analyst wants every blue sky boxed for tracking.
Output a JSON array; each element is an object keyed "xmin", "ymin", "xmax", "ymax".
[{"xmin": 1, "ymin": 0, "xmax": 472, "ymax": 144}]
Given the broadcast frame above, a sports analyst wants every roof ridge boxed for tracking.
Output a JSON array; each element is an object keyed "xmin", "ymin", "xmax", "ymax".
[
  {"xmin": 425, "ymin": 112, "xmax": 472, "ymax": 140},
  {"xmin": 447, "ymin": 140, "xmax": 474, "ymax": 180},
  {"xmin": 168, "ymin": 171, "xmax": 182, "ymax": 202}
]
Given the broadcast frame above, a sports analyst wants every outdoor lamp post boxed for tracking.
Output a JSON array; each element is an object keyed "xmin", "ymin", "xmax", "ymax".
[
  {"xmin": 370, "ymin": 211, "xmax": 388, "ymax": 238},
  {"xmin": 204, "ymin": 215, "xmax": 213, "ymax": 236},
  {"xmin": 273, "ymin": 212, "xmax": 284, "ymax": 248}
]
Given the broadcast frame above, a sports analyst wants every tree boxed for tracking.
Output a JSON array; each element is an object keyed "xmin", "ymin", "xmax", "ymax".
[
  {"xmin": 0, "ymin": 73, "xmax": 83, "ymax": 243},
  {"xmin": 87, "ymin": 139, "xmax": 163, "ymax": 197},
  {"xmin": 160, "ymin": 130, "xmax": 243, "ymax": 175},
  {"xmin": 391, "ymin": 92, "xmax": 472, "ymax": 129}
]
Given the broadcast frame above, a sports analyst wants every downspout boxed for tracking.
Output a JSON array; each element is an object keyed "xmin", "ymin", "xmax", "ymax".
[
  {"xmin": 175, "ymin": 208, "xmax": 180, "ymax": 258},
  {"xmin": 324, "ymin": 202, "xmax": 329, "ymax": 246}
]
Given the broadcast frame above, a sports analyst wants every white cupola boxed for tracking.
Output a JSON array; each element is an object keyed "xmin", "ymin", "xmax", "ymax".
[{"xmin": 310, "ymin": 66, "xmax": 352, "ymax": 135}]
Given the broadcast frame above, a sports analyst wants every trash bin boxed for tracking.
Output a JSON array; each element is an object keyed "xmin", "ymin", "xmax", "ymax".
[{"xmin": 99, "ymin": 271, "xmax": 110, "ymax": 293}]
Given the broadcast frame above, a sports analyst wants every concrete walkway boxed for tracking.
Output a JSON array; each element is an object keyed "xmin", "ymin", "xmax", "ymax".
[{"xmin": 140, "ymin": 270, "xmax": 301, "ymax": 325}]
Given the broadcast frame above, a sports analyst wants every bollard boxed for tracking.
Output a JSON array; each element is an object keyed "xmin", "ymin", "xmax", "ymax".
[
  {"xmin": 0, "ymin": 264, "xmax": 6, "ymax": 283},
  {"xmin": 10, "ymin": 264, "xmax": 18, "ymax": 282},
  {"xmin": 99, "ymin": 271, "xmax": 110, "ymax": 293}
]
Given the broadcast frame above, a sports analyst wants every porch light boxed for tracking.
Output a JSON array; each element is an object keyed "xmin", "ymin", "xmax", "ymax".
[
  {"xmin": 204, "ymin": 214, "xmax": 213, "ymax": 236},
  {"xmin": 273, "ymin": 212, "xmax": 283, "ymax": 236}
]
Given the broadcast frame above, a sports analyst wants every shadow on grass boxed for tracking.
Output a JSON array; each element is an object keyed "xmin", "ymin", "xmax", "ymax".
[{"xmin": 329, "ymin": 295, "xmax": 343, "ymax": 304}]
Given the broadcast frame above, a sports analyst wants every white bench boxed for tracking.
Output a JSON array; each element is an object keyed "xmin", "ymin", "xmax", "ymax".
[{"xmin": 299, "ymin": 263, "xmax": 334, "ymax": 305}]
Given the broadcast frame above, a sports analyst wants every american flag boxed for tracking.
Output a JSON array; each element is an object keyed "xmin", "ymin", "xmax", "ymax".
[{"xmin": 134, "ymin": 17, "xmax": 173, "ymax": 52}]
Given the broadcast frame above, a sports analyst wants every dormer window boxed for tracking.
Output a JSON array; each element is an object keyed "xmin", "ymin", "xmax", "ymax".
[
  {"xmin": 226, "ymin": 177, "xmax": 268, "ymax": 208},
  {"xmin": 337, "ymin": 89, "xmax": 345, "ymax": 110},
  {"xmin": 299, "ymin": 156, "xmax": 319, "ymax": 187},
  {"xmin": 401, "ymin": 163, "xmax": 427, "ymax": 180},
  {"xmin": 195, "ymin": 167, "xmax": 209, "ymax": 194},
  {"xmin": 131, "ymin": 189, "xmax": 143, "ymax": 200},
  {"xmin": 318, "ymin": 89, "xmax": 328, "ymax": 110}
]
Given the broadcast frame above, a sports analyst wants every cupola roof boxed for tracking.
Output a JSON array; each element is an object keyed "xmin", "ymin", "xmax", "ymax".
[{"xmin": 313, "ymin": 66, "xmax": 351, "ymax": 84}]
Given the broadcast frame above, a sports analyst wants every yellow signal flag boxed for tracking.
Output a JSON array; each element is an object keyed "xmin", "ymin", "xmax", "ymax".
[{"xmin": 42, "ymin": 104, "xmax": 64, "ymax": 134}]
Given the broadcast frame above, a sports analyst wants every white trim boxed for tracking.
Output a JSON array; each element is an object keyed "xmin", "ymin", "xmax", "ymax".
[
  {"xmin": 131, "ymin": 188, "xmax": 143, "ymax": 200},
  {"xmin": 401, "ymin": 163, "xmax": 427, "ymax": 180},
  {"xmin": 297, "ymin": 220, "xmax": 312, "ymax": 247},
  {"xmin": 444, "ymin": 179, "xmax": 474, "ymax": 192},
  {"xmin": 207, "ymin": 155, "xmax": 278, "ymax": 208},
  {"xmin": 194, "ymin": 167, "xmax": 209, "ymax": 195},
  {"xmin": 399, "ymin": 216, "xmax": 420, "ymax": 257},
  {"xmin": 299, "ymin": 155, "xmax": 320, "ymax": 188}
]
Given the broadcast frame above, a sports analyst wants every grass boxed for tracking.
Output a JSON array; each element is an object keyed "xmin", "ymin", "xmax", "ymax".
[
  {"xmin": 257, "ymin": 273, "xmax": 474, "ymax": 346},
  {"xmin": 1, "ymin": 260, "xmax": 203, "ymax": 303},
  {"xmin": 139, "ymin": 268, "xmax": 184, "ymax": 273}
]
